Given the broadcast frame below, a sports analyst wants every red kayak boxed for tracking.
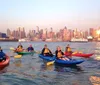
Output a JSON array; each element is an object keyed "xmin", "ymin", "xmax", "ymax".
[
  {"xmin": 65, "ymin": 52, "xmax": 94, "ymax": 58},
  {"xmin": 0, "ymin": 56, "xmax": 10, "ymax": 68}
]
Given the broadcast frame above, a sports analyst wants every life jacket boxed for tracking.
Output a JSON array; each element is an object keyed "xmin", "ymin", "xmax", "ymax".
[
  {"xmin": 57, "ymin": 51, "xmax": 63, "ymax": 58},
  {"xmin": 44, "ymin": 48, "xmax": 49, "ymax": 53},
  {"xmin": 16, "ymin": 47, "xmax": 23, "ymax": 52},
  {"xmin": 67, "ymin": 47, "xmax": 71, "ymax": 52}
]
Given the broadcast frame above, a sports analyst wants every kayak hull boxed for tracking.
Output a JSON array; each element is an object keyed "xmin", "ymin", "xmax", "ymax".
[
  {"xmin": 72, "ymin": 53, "xmax": 93, "ymax": 58},
  {"xmin": 39, "ymin": 54, "xmax": 84, "ymax": 65},
  {"xmin": 65, "ymin": 53, "xmax": 94, "ymax": 58},
  {"xmin": 55, "ymin": 59, "xmax": 84, "ymax": 65},
  {"xmin": 0, "ymin": 56, "xmax": 10, "ymax": 68},
  {"xmin": 16, "ymin": 52, "xmax": 34, "ymax": 55},
  {"xmin": 39, "ymin": 54, "xmax": 55, "ymax": 61}
]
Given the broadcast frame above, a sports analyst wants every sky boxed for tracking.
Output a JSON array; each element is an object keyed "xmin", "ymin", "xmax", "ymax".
[{"xmin": 0, "ymin": 0, "xmax": 100, "ymax": 33}]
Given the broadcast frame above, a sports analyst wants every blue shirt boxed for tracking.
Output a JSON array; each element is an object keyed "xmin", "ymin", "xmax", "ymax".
[
  {"xmin": 27, "ymin": 47, "xmax": 34, "ymax": 51},
  {"xmin": 0, "ymin": 51, "xmax": 6, "ymax": 58}
]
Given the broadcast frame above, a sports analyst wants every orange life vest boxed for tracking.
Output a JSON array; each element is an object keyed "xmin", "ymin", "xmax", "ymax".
[
  {"xmin": 57, "ymin": 51, "xmax": 63, "ymax": 58},
  {"xmin": 67, "ymin": 47, "xmax": 71, "ymax": 52},
  {"xmin": 44, "ymin": 48, "xmax": 49, "ymax": 53},
  {"xmin": 16, "ymin": 46, "xmax": 23, "ymax": 52}
]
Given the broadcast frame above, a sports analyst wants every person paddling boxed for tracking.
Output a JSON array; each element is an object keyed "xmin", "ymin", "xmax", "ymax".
[
  {"xmin": 15, "ymin": 43, "xmax": 23, "ymax": 52},
  {"xmin": 55, "ymin": 46, "xmax": 69, "ymax": 60},
  {"xmin": 65, "ymin": 44, "xmax": 73, "ymax": 59},
  {"xmin": 17, "ymin": 43, "xmax": 23, "ymax": 48},
  {"xmin": 27, "ymin": 45, "xmax": 34, "ymax": 52},
  {"xmin": 41, "ymin": 44, "xmax": 53, "ymax": 57},
  {"xmin": 0, "ymin": 47, "xmax": 6, "ymax": 62}
]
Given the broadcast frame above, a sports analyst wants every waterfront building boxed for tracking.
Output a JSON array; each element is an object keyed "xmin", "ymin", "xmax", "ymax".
[
  {"xmin": 89, "ymin": 28, "xmax": 94, "ymax": 37},
  {"xmin": 63, "ymin": 26, "xmax": 67, "ymax": 41},
  {"xmin": 7, "ymin": 28, "xmax": 11, "ymax": 37}
]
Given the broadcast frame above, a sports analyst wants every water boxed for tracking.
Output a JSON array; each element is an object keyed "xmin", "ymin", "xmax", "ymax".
[{"xmin": 0, "ymin": 42, "xmax": 100, "ymax": 85}]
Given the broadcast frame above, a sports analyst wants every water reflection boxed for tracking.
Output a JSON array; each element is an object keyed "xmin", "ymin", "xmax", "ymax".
[
  {"xmin": 89, "ymin": 76, "xmax": 100, "ymax": 85},
  {"xmin": 94, "ymin": 43, "xmax": 100, "ymax": 55},
  {"xmin": 94, "ymin": 56, "xmax": 100, "ymax": 60},
  {"xmin": 40, "ymin": 64, "xmax": 54, "ymax": 71},
  {"xmin": 1, "ymin": 42, "xmax": 100, "ymax": 85},
  {"xmin": 0, "ymin": 67, "xmax": 7, "ymax": 74},
  {"xmin": 40, "ymin": 61, "xmax": 83, "ymax": 73},
  {"xmin": 54, "ymin": 64, "xmax": 83, "ymax": 72},
  {"xmin": 14, "ymin": 60, "xmax": 22, "ymax": 67}
]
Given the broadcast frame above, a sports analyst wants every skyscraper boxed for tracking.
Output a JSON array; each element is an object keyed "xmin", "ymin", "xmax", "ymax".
[
  {"xmin": 89, "ymin": 28, "xmax": 94, "ymax": 37},
  {"xmin": 7, "ymin": 28, "xmax": 11, "ymax": 37},
  {"xmin": 63, "ymin": 26, "xmax": 67, "ymax": 41}
]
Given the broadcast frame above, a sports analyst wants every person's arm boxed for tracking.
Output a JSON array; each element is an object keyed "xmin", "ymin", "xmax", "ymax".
[
  {"xmin": 48, "ymin": 49, "xmax": 52, "ymax": 54},
  {"xmin": 32, "ymin": 47, "xmax": 34, "ymax": 51},
  {"xmin": 65, "ymin": 47, "xmax": 68, "ymax": 52},
  {"xmin": 17, "ymin": 45, "xmax": 19, "ymax": 48},
  {"xmin": 61, "ymin": 51, "xmax": 64, "ymax": 55},
  {"xmin": 41, "ymin": 48, "xmax": 45, "ymax": 54},
  {"xmin": 0, "ymin": 49, "xmax": 3, "ymax": 52},
  {"xmin": 55, "ymin": 50, "xmax": 57, "ymax": 57},
  {"xmin": 1, "ymin": 52, "xmax": 6, "ymax": 58}
]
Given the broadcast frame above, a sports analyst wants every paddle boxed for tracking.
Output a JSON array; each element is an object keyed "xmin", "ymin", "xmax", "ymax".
[
  {"xmin": 72, "ymin": 51, "xmax": 83, "ymax": 54},
  {"xmin": 14, "ymin": 55, "xmax": 22, "ymax": 58},
  {"xmin": 46, "ymin": 54, "xmax": 56, "ymax": 66},
  {"xmin": 34, "ymin": 51, "xmax": 41, "ymax": 54},
  {"xmin": 46, "ymin": 60, "xmax": 55, "ymax": 66},
  {"xmin": 46, "ymin": 57, "xmax": 71, "ymax": 66},
  {"xmin": 10, "ymin": 47, "xmax": 15, "ymax": 51}
]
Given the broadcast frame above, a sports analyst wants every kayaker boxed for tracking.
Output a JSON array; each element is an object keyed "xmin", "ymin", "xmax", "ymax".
[
  {"xmin": 0, "ymin": 47, "xmax": 6, "ymax": 62},
  {"xmin": 41, "ymin": 44, "xmax": 53, "ymax": 57},
  {"xmin": 55, "ymin": 46, "xmax": 69, "ymax": 60},
  {"xmin": 27, "ymin": 45, "xmax": 34, "ymax": 52},
  {"xmin": 15, "ymin": 43, "xmax": 23, "ymax": 52},
  {"xmin": 65, "ymin": 44, "xmax": 73, "ymax": 58},
  {"xmin": 17, "ymin": 43, "xmax": 23, "ymax": 48}
]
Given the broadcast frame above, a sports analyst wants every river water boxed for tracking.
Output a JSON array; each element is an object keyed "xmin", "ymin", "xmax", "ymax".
[{"xmin": 0, "ymin": 42, "xmax": 100, "ymax": 85}]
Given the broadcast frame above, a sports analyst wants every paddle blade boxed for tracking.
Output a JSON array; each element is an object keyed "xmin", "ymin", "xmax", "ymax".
[
  {"xmin": 79, "ymin": 51, "xmax": 83, "ymax": 53},
  {"xmin": 95, "ymin": 56, "xmax": 100, "ymax": 60},
  {"xmin": 14, "ymin": 55, "xmax": 22, "ymax": 58},
  {"xmin": 46, "ymin": 61, "xmax": 55, "ymax": 66},
  {"xmin": 72, "ymin": 51, "xmax": 83, "ymax": 54},
  {"xmin": 10, "ymin": 47, "xmax": 15, "ymax": 51}
]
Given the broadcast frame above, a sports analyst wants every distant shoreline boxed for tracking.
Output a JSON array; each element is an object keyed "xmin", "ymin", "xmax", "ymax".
[
  {"xmin": 0, "ymin": 39, "xmax": 18, "ymax": 42},
  {"xmin": 0, "ymin": 38, "xmax": 99, "ymax": 42}
]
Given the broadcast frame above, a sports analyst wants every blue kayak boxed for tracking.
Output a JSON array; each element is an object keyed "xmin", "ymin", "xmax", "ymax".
[
  {"xmin": 55, "ymin": 59, "xmax": 84, "ymax": 65},
  {"xmin": 39, "ymin": 54, "xmax": 56, "ymax": 61}
]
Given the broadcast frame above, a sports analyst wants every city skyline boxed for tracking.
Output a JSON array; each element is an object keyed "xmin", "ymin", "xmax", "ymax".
[
  {"xmin": 0, "ymin": 0, "xmax": 100, "ymax": 32},
  {"xmin": 0, "ymin": 26, "xmax": 100, "ymax": 42}
]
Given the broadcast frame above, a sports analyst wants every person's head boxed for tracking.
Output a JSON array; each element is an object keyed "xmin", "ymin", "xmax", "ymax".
[
  {"xmin": 19, "ymin": 46, "xmax": 22, "ymax": 49},
  {"xmin": 57, "ymin": 46, "xmax": 61, "ymax": 51},
  {"xmin": 67, "ymin": 44, "xmax": 70, "ymax": 47},
  {"xmin": 44, "ymin": 44, "xmax": 47, "ymax": 48},
  {"xmin": 30, "ymin": 44, "xmax": 32, "ymax": 47}
]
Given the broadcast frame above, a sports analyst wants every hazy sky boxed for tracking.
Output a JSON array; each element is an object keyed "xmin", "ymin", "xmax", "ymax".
[{"xmin": 0, "ymin": 0, "xmax": 100, "ymax": 33}]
